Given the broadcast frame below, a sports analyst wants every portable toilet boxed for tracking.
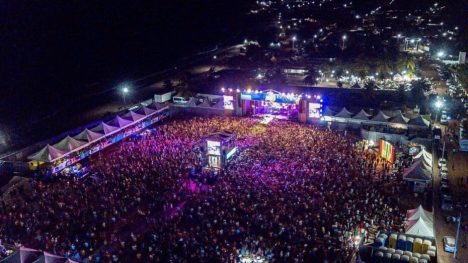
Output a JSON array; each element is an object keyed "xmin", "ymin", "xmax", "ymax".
[
  {"xmin": 418, "ymin": 259, "xmax": 427, "ymax": 263},
  {"xmin": 385, "ymin": 252, "xmax": 393, "ymax": 263},
  {"xmin": 412, "ymin": 252, "xmax": 421, "ymax": 259},
  {"xmin": 375, "ymin": 237, "xmax": 385, "ymax": 247},
  {"xmin": 421, "ymin": 240, "xmax": 431, "ymax": 254},
  {"xmin": 397, "ymin": 235, "xmax": 407, "ymax": 250},
  {"xmin": 392, "ymin": 253, "xmax": 401, "ymax": 263},
  {"xmin": 374, "ymin": 251, "xmax": 384, "ymax": 263},
  {"xmin": 405, "ymin": 237, "xmax": 414, "ymax": 252},
  {"xmin": 379, "ymin": 233, "xmax": 389, "ymax": 246},
  {"xmin": 403, "ymin": 251, "xmax": 412, "ymax": 258},
  {"xmin": 395, "ymin": 249, "xmax": 403, "ymax": 255},
  {"xmin": 389, "ymin": 234, "xmax": 398, "ymax": 249},
  {"xmin": 413, "ymin": 238, "xmax": 422, "ymax": 253},
  {"xmin": 409, "ymin": 257, "xmax": 418, "ymax": 263},
  {"xmin": 426, "ymin": 250, "xmax": 436, "ymax": 262},
  {"xmin": 420, "ymin": 254, "xmax": 430, "ymax": 261},
  {"xmin": 401, "ymin": 255, "xmax": 410, "ymax": 262}
]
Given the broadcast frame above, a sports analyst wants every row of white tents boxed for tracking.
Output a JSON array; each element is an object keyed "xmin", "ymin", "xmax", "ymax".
[
  {"xmin": 27, "ymin": 102, "xmax": 167, "ymax": 163},
  {"xmin": 323, "ymin": 107, "xmax": 430, "ymax": 128},
  {"xmin": 0, "ymin": 247, "xmax": 78, "ymax": 263}
]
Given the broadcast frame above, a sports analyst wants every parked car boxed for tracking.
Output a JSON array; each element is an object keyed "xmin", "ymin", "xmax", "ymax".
[
  {"xmin": 443, "ymin": 236, "xmax": 456, "ymax": 253},
  {"xmin": 438, "ymin": 158, "xmax": 447, "ymax": 167},
  {"xmin": 441, "ymin": 196, "xmax": 454, "ymax": 211}
]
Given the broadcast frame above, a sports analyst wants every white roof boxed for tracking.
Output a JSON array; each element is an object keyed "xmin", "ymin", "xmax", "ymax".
[
  {"xmin": 27, "ymin": 145, "xmax": 68, "ymax": 162},
  {"xmin": 52, "ymin": 136, "xmax": 87, "ymax": 152},
  {"xmin": 73, "ymin": 129, "xmax": 104, "ymax": 142},
  {"xmin": 90, "ymin": 122, "xmax": 119, "ymax": 134},
  {"xmin": 405, "ymin": 217, "xmax": 434, "ymax": 238},
  {"xmin": 406, "ymin": 205, "xmax": 434, "ymax": 224},
  {"xmin": 334, "ymin": 107, "xmax": 353, "ymax": 118},
  {"xmin": 371, "ymin": 111, "xmax": 390, "ymax": 122}
]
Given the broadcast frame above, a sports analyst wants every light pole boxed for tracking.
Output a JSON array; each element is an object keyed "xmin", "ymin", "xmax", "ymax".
[
  {"xmin": 292, "ymin": 36, "xmax": 297, "ymax": 51},
  {"xmin": 122, "ymin": 85, "xmax": 129, "ymax": 105},
  {"xmin": 341, "ymin": 35, "xmax": 347, "ymax": 50},
  {"xmin": 434, "ymin": 100, "xmax": 443, "ymax": 125},
  {"xmin": 437, "ymin": 50, "xmax": 445, "ymax": 60},
  {"xmin": 454, "ymin": 212, "xmax": 462, "ymax": 259}
]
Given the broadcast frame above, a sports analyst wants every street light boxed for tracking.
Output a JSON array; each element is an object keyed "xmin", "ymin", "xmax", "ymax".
[
  {"xmin": 437, "ymin": 51, "xmax": 445, "ymax": 58},
  {"xmin": 292, "ymin": 36, "xmax": 297, "ymax": 50},
  {"xmin": 121, "ymin": 85, "xmax": 130, "ymax": 105},
  {"xmin": 341, "ymin": 35, "xmax": 347, "ymax": 50}
]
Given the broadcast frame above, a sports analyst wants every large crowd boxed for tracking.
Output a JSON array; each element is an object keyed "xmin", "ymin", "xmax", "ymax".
[{"xmin": 0, "ymin": 116, "xmax": 407, "ymax": 262}]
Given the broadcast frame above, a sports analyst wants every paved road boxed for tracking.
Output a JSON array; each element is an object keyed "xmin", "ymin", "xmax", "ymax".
[{"xmin": 433, "ymin": 132, "xmax": 468, "ymax": 263}]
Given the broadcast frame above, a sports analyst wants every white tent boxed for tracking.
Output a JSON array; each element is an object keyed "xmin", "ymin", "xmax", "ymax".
[
  {"xmin": 413, "ymin": 147, "xmax": 433, "ymax": 169},
  {"xmin": 371, "ymin": 111, "xmax": 390, "ymax": 122},
  {"xmin": 135, "ymin": 106, "xmax": 157, "ymax": 115},
  {"xmin": 53, "ymin": 136, "xmax": 87, "ymax": 152},
  {"xmin": 352, "ymin": 109, "xmax": 371, "ymax": 120},
  {"xmin": 408, "ymin": 115, "xmax": 430, "ymax": 127},
  {"xmin": 73, "ymin": 129, "xmax": 104, "ymax": 142},
  {"xmin": 107, "ymin": 116, "xmax": 133, "ymax": 128},
  {"xmin": 90, "ymin": 122, "xmax": 119, "ymax": 134},
  {"xmin": 121, "ymin": 111, "xmax": 146, "ymax": 121},
  {"xmin": 334, "ymin": 107, "xmax": 353, "ymax": 118},
  {"xmin": 405, "ymin": 217, "xmax": 434, "ymax": 238},
  {"xmin": 27, "ymin": 145, "xmax": 68, "ymax": 162},
  {"xmin": 390, "ymin": 111, "xmax": 409, "ymax": 124},
  {"xmin": 406, "ymin": 205, "xmax": 434, "ymax": 224}
]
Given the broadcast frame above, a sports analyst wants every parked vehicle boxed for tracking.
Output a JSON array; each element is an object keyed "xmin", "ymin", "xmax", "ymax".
[
  {"xmin": 441, "ymin": 196, "xmax": 454, "ymax": 211},
  {"xmin": 438, "ymin": 158, "xmax": 447, "ymax": 167},
  {"xmin": 443, "ymin": 236, "xmax": 456, "ymax": 253}
]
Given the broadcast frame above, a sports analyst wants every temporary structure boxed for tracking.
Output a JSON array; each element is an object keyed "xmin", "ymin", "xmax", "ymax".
[
  {"xmin": 73, "ymin": 129, "xmax": 104, "ymax": 143},
  {"xmin": 406, "ymin": 205, "xmax": 434, "ymax": 225},
  {"xmin": 403, "ymin": 161, "xmax": 432, "ymax": 182},
  {"xmin": 53, "ymin": 136, "xmax": 87, "ymax": 152},
  {"xmin": 27, "ymin": 145, "xmax": 68, "ymax": 162},
  {"xmin": 390, "ymin": 111, "xmax": 409, "ymax": 124},
  {"xmin": 352, "ymin": 109, "xmax": 371, "ymax": 120},
  {"xmin": 334, "ymin": 107, "xmax": 353, "ymax": 118},
  {"xmin": 121, "ymin": 111, "xmax": 146, "ymax": 121},
  {"xmin": 405, "ymin": 217, "xmax": 434, "ymax": 238},
  {"xmin": 90, "ymin": 122, "xmax": 119, "ymax": 134},
  {"xmin": 371, "ymin": 111, "xmax": 390, "ymax": 122},
  {"xmin": 408, "ymin": 115, "xmax": 430, "ymax": 127},
  {"xmin": 107, "ymin": 116, "xmax": 133, "ymax": 128}
]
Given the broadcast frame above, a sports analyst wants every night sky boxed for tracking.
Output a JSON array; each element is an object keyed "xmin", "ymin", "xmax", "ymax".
[{"xmin": 1, "ymin": 1, "xmax": 250, "ymax": 124}]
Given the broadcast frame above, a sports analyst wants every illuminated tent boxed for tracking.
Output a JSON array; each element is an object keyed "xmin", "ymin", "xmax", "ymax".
[
  {"xmin": 406, "ymin": 205, "xmax": 434, "ymax": 224},
  {"xmin": 322, "ymin": 107, "xmax": 335, "ymax": 117},
  {"xmin": 53, "ymin": 136, "xmax": 87, "ymax": 152},
  {"xmin": 32, "ymin": 252, "xmax": 80, "ymax": 263},
  {"xmin": 106, "ymin": 116, "xmax": 132, "ymax": 128},
  {"xmin": 135, "ymin": 106, "xmax": 157, "ymax": 116},
  {"xmin": 403, "ymin": 161, "xmax": 432, "ymax": 182},
  {"xmin": 405, "ymin": 217, "xmax": 434, "ymax": 238},
  {"xmin": 90, "ymin": 122, "xmax": 119, "ymax": 134},
  {"xmin": 334, "ymin": 107, "xmax": 353, "ymax": 118},
  {"xmin": 371, "ymin": 111, "xmax": 390, "ymax": 122},
  {"xmin": 390, "ymin": 111, "xmax": 409, "ymax": 124},
  {"xmin": 352, "ymin": 109, "xmax": 371, "ymax": 120},
  {"xmin": 121, "ymin": 111, "xmax": 146, "ymax": 121},
  {"xmin": 73, "ymin": 129, "xmax": 104, "ymax": 142},
  {"xmin": 350, "ymin": 83, "xmax": 362, "ymax": 89},
  {"xmin": 27, "ymin": 145, "xmax": 68, "ymax": 162},
  {"xmin": 413, "ymin": 147, "xmax": 433, "ymax": 170},
  {"xmin": 408, "ymin": 115, "xmax": 430, "ymax": 127}
]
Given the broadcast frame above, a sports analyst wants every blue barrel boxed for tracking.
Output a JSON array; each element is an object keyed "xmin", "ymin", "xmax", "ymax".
[{"xmin": 379, "ymin": 233, "xmax": 389, "ymax": 246}]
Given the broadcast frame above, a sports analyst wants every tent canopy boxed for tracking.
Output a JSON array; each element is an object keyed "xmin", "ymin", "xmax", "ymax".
[
  {"xmin": 121, "ymin": 111, "xmax": 146, "ymax": 121},
  {"xmin": 390, "ymin": 111, "xmax": 409, "ymax": 124},
  {"xmin": 405, "ymin": 217, "xmax": 434, "ymax": 238},
  {"xmin": 53, "ymin": 136, "xmax": 87, "ymax": 152},
  {"xmin": 90, "ymin": 122, "xmax": 119, "ymax": 134},
  {"xmin": 27, "ymin": 145, "xmax": 67, "ymax": 162},
  {"xmin": 107, "ymin": 116, "xmax": 133, "ymax": 128},
  {"xmin": 406, "ymin": 205, "xmax": 433, "ymax": 224},
  {"xmin": 334, "ymin": 107, "xmax": 353, "ymax": 118},
  {"xmin": 352, "ymin": 109, "xmax": 371, "ymax": 120},
  {"xmin": 408, "ymin": 115, "xmax": 430, "ymax": 127},
  {"xmin": 403, "ymin": 161, "xmax": 432, "ymax": 182},
  {"xmin": 73, "ymin": 129, "xmax": 104, "ymax": 143},
  {"xmin": 371, "ymin": 111, "xmax": 390, "ymax": 122}
]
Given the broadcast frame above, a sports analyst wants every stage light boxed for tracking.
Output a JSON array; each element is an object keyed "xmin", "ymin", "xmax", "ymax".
[
  {"xmin": 228, "ymin": 88, "xmax": 233, "ymax": 92},
  {"xmin": 236, "ymin": 89, "xmax": 240, "ymax": 93},
  {"xmin": 317, "ymin": 95, "xmax": 321, "ymax": 99},
  {"xmin": 221, "ymin": 87, "xmax": 225, "ymax": 92}
]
